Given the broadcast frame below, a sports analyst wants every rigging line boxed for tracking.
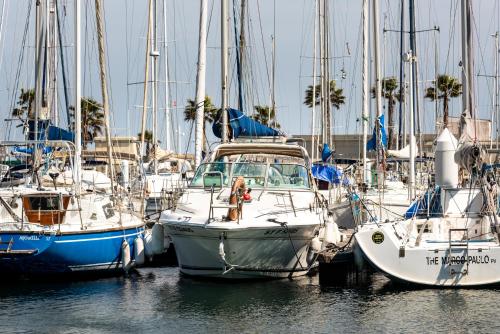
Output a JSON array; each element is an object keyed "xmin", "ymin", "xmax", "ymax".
[
  {"xmin": 125, "ymin": 0, "xmax": 130, "ymax": 136},
  {"xmin": 471, "ymin": 4, "xmax": 493, "ymax": 108},
  {"xmin": 255, "ymin": 0, "xmax": 271, "ymax": 93},
  {"xmin": 8, "ymin": 1, "xmax": 32, "ymax": 130},
  {"xmin": 444, "ymin": 1, "xmax": 458, "ymax": 74},
  {"xmin": 345, "ymin": 9, "xmax": 363, "ymax": 135}
]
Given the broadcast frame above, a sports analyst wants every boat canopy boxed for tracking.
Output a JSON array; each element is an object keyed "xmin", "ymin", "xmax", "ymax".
[
  {"xmin": 210, "ymin": 143, "xmax": 309, "ymax": 162},
  {"xmin": 212, "ymin": 108, "xmax": 280, "ymax": 139}
]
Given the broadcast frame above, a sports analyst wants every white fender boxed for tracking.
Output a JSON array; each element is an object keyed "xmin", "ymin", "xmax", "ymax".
[
  {"xmin": 307, "ymin": 236, "xmax": 322, "ymax": 265},
  {"xmin": 121, "ymin": 240, "xmax": 132, "ymax": 272},
  {"xmin": 324, "ymin": 218, "xmax": 341, "ymax": 245},
  {"xmin": 311, "ymin": 236, "xmax": 322, "ymax": 252},
  {"xmin": 151, "ymin": 223, "xmax": 164, "ymax": 255},
  {"xmin": 144, "ymin": 229, "xmax": 154, "ymax": 259},
  {"xmin": 134, "ymin": 237, "xmax": 145, "ymax": 266}
]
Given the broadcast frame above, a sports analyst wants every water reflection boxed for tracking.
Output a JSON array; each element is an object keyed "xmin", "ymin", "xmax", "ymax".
[{"xmin": 1, "ymin": 268, "xmax": 500, "ymax": 333}]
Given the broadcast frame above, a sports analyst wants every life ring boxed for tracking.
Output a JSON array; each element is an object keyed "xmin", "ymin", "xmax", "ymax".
[{"xmin": 227, "ymin": 176, "xmax": 246, "ymax": 221}]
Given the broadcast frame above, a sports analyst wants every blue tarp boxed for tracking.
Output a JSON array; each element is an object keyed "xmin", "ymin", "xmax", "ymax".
[
  {"xmin": 12, "ymin": 146, "xmax": 53, "ymax": 155},
  {"xmin": 312, "ymin": 164, "xmax": 343, "ymax": 185},
  {"xmin": 367, "ymin": 114, "xmax": 387, "ymax": 151},
  {"xmin": 212, "ymin": 108, "xmax": 280, "ymax": 139},
  {"xmin": 404, "ymin": 186, "xmax": 442, "ymax": 218},
  {"xmin": 321, "ymin": 143, "xmax": 334, "ymax": 162}
]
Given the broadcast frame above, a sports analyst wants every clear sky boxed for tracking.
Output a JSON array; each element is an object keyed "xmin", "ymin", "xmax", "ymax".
[{"xmin": 0, "ymin": 0, "xmax": 499, "ymax": 152}]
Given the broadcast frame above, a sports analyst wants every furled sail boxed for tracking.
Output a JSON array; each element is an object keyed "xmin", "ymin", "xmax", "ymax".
[
  {"xmin": 366, "ymin": 114, "xmax": 387, "ymax": 151},
  {"xmin": 28, "ymin": 120, "xmax": 75, "ymax": 141},
  {"xmin": 212, "ymin": 108, "xmax": 280, "ymax": 139}
]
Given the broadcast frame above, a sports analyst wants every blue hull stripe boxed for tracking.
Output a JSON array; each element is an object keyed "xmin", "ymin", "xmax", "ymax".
[{"xmin": 54, "ymin": 232, "xmax": 142, "ymax": 243}]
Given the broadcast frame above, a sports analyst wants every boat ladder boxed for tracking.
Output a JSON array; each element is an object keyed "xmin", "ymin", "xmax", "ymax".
[
  {"xmin": 208, "ymin": 187, "xmax": 241, "ymax": 223},
  {"xmin": 448, "ymin": 228, "xmax": 469, "ymax": 276}
]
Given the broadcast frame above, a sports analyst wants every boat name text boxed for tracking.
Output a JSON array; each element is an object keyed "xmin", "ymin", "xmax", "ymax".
[{"xmin": 425, "ymin": 255, "xmax": 496, "ymax": 265}]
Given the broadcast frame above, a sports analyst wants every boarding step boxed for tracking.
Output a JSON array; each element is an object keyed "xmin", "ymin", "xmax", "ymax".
[{"xmin": 448, "ymin": 228, "xmax": 469, "ymax": 276}]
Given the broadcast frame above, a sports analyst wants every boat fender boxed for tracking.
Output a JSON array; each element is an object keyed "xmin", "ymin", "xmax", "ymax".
[
  {"xmin": 219, "ymin": 238, "xmax": 226, "ymax": 262},
  {"xmin": 151, "ymin": 223, "xmax": 165, "ymax": 255},
  {"xmin": 121, "ymin": 240, "xmax": 132, "ymax": 272},
  {"xmin": 324, "ymin": 218, "xmax": 341, "ymax": 245},
  {"xmin": 307, "ymin": 236, "xmax": 322, "ymax": 265},
  {"xmin": 134, "ymin": 237, "xmax": 145, "ymax": 266},
  {"xmin": 144, "ymin": 229, "xmax": 154, "ymax": 260},
  {"xmin": 227, "ymin": 176, "xmax": 246, "ymax": 221},
  {"xmin": 311, "ymin": 235, "xmax": 322, "ymax": 252}
]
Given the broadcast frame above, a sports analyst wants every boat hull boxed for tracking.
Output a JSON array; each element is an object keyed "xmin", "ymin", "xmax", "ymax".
[
  {"xmin": 164, "ymin": 222, "xmax": 318, "ymax": 279},
  {"xmin": 0, "ymin": 227, "xmax": 144, "ymax": 276},
  {"xmin": 355, "ymin": 224, "xmax": 500, "ymax": 286}
]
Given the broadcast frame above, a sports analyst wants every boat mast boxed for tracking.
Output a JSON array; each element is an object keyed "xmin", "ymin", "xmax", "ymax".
[
  {"xmin": 361, "ymin": 0, "xmax": 369, "ymax": 183},
  {"xmin": 194, "ymin": 0, "xmax": 208, "ymax": 168},
  {"xmin": 311, "ymin": 0, "xmax": 318, "ymax": 162},
  {"xmin": 221, "ymin": 0, "xmax": 229, "ymax": 143},
  {"xmin": 74, "ymin": 0, "xmax": 82, "ymax": 189},
  {"xmin": 494, "ymin": 32, "xmax": 499, "ymax": 149},
  {"xmin": 318, "ymin": 0, "xmax": 325, "ymax": 145},
  {"xmin": 95, "ymin": 0, "xmax": 115, "ymax": 193},
  {"xmin": 151, "ymin": 0, "xmax": 159, "ymax": 175},
  {"xmin": 397, "ymin": 0, "xmax": 404, "ymax": 150},
  {"xmin": 163, "ymin": 0, "xmax": 171, "ymax": 152},
  {"xmin": 372, "ymin": 0, "xmax": 383, "ymax": 187},
  {"xmin": 34, "ymin": 1, "xmax": 44, "ymax": 146},
  {"xmin": 406, "ymin": 50, "xmax": 415, "ymax": 199},
  {"xmin": 50, "ymin": 0, "xmax": 58, "ymax": 126},
  {"xmin": 140, "ymin": 0, "xmax": 153, "ymax": 165},
  {"xmin": 238, "ymin": 0, "xmax": 246, "ymax": 112},
  {"xmin": 460, "ymin": 0, "xmax": 475, "ymax": 139}
]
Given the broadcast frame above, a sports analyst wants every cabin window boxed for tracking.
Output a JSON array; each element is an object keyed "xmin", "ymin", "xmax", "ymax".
[
  {"xmin": 28, "ymin": 196, "xmax": 60, "ymax": 211},
  {"xmin": 417, "ymin": 224, "xmax": 431, "ymax": 233}
]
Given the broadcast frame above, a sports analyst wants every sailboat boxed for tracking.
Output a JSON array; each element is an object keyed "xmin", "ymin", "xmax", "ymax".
[
  {"xmin": 0, "ymin": 0, "xmax": 144, "ymax": 276},
  {"xmin": 354, "ymin": 0, "xmax": 500, "ymax": 287},
  {"xmin": 138, "ymin": 0, "xmax": 191, "ymax": 219}
]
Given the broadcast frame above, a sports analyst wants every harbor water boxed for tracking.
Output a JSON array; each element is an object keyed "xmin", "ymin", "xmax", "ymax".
[{"xmin": 1, "ymin": 267, "xmax": 499, "ymax": 333}]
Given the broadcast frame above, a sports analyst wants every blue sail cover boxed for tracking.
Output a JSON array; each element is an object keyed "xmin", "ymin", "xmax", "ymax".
[
  {"xmin": 312, "ymin": 164, "xmax": 343, "ymax": 185},
  {"xmin": 212, "ymin": 108, "xmax": 280, "ymax": 139},
  {"xmin": 404, "ymin": 186, "xmax": 442, "ymax": 218},
  {"xmin": 28, "ymin": 120, "xmax": 75, "ymax": 141},
  {"xmin": 321, "ymin": 143, "xmax": 334, "ymax": 162},
  {"xmin": 366, "ymin": 114, "xmax": 387, "ymax": 151}
]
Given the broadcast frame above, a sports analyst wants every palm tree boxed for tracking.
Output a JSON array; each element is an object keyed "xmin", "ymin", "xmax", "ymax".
[
  {"xmin": 424, "ymin": 74, "xmax": 462, "ymax": 128},
  {"xmin": 70, "ymin": 97, "xmax": 105, "ymax": 149},
  {"xmin": 137, "ymin": 130, "xmax": 153, "ymax": 158},
  {"xmin": 304, "ymin": 80, "xmax": 345, "ymax": 110},
  {"xmin": 12, "ymin": 88, "xmax": 35, "ymax": 119},
  {"xmin": 252, "ymin": 105, "xmax": 280, "ymax": 128},
  {"xmin": 184, "ymin": 96, "xmax": 220, "ymax": 149},
  {"xmin": 184, "ymin": 95, "xmax": 220, "ymax": 123},
  {"xmin": 371, "ymin": 77, "xmax": 399, "ymax": 150}
]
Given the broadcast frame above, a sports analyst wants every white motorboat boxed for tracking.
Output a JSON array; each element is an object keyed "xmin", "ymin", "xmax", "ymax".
[{"xmin": 160, "ymin": 142, "xmax": 330, "ymax": 279}]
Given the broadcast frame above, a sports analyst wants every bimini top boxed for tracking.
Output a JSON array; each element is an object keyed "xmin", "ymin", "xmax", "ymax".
[{"xmin": 209, "ymin": 143, "xmax": 310, "ymax": 163}]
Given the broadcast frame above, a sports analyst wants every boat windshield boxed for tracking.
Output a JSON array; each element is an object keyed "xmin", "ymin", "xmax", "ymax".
[{"xmin": 190, "ymin": 162, "xmax": 310, "ymax": 189}]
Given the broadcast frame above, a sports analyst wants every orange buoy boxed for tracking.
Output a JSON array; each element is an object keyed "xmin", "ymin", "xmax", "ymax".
[{"xmin": 227, "ymin": 176, "xmax": 246, "ymax": 221}]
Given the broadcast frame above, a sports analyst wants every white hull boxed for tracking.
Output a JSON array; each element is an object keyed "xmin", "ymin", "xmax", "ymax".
[
  {"xmin": 165, "ymin": 222, "xmax": 317, "ymax": 279},
  {"xmin": 355, "ymin": 222, "xmax": 500, "ymax": 286}
]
